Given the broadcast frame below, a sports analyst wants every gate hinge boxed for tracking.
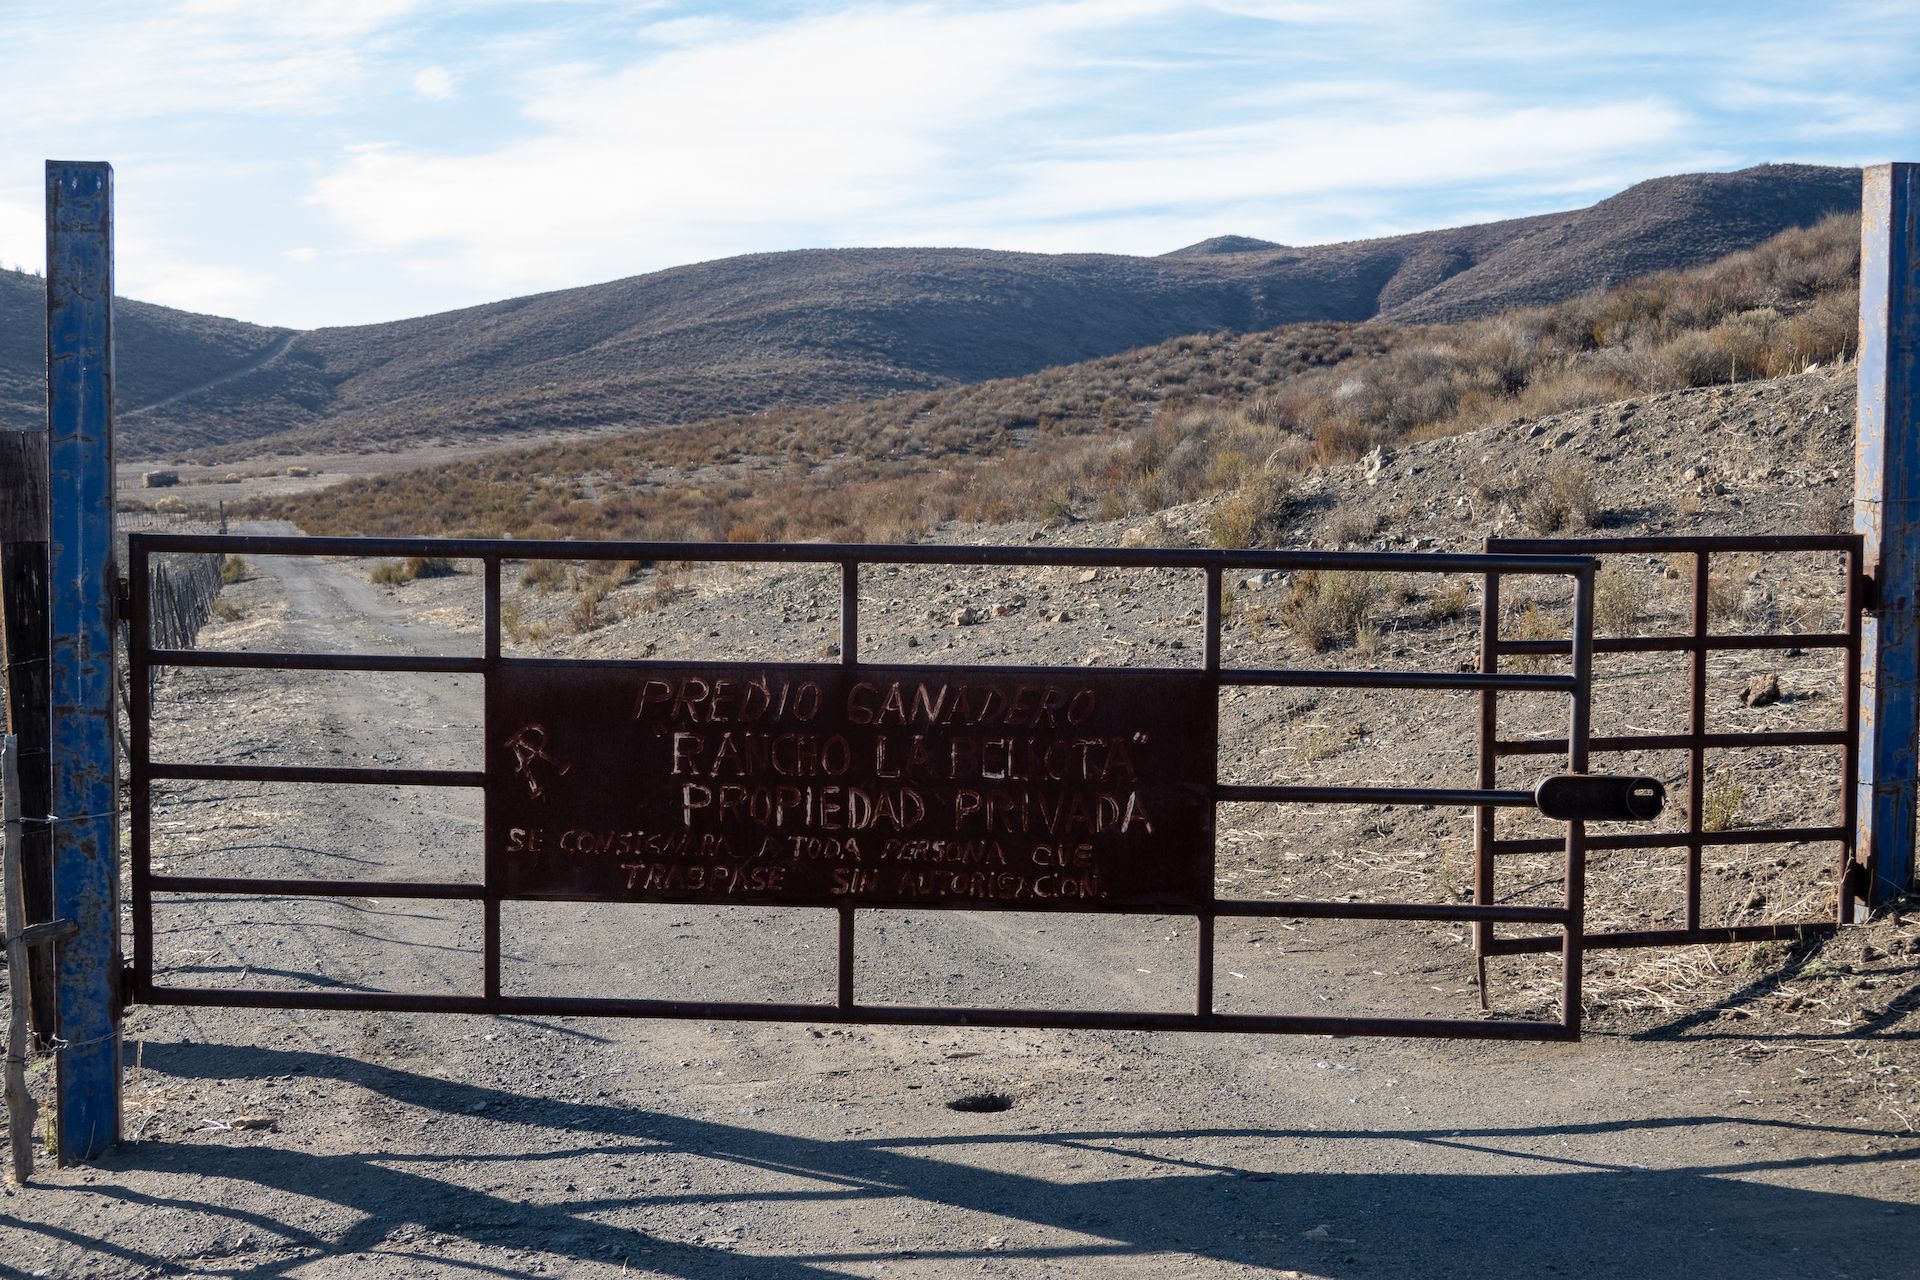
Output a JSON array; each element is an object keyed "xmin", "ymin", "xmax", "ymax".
[
  {"xmin": 111, "ymin": 575, "xmax": 131, "ymax": 624},
  {"xmin": 118, "ymin": 961, "xmax": 137, "ymax": 1010},
  {"xmin": 1857, "ymin": 570, "xmax": 1879, "ymax": 613}
]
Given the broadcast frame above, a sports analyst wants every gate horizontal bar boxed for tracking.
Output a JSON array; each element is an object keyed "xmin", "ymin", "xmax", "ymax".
[
  {"xmin": 140, "ymin": 985, "xmax": 1574, "ymax": 1041},
  {"xmin": 1210, "ymin": 898, "xmax": 1569, "ymax": 923},
  {"xmin": 147, "ymin": 762, "xmax": 487, "ymax": 787},
  {"xmin": 1220, "ymin": 667, "xmax": 1575, "ymax": 693},
  {"xmin": 1220, "ymin": 784, "xmax": 1536, "ymax": 808},
  {"xmin": 1490, "ymin": 824, "xmax": 1846, "ymax": 855},
  {"xmin": 146, "ymin": 648, "xmax": 487, "ymax": 674},
  {"xmin": 1494, "ymin": 632, "xmax": 1849, "ymax": 655},
  {"xmin": 1480, "ymin": 922, "xmax": 1836, "ymax": 956},
  {"xmin": 148, "ymin": 875, "xmax": 484, "ymax": 900},
  {"xmin": 130, "ymin": 531, "xmax": 1597, "ymax": 578},
  {"xmin": 1487, "ymin": 535, "xmax": 1861, "ymax": 554},
  {"xmin": 1494, "ymin": 729, "xmax": 1850, "ymax": 756}
]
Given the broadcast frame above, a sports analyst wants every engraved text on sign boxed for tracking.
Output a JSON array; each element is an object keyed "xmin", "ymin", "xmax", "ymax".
[{"xmin": 492, "ymin": 663, "xmax": 1216, "ymax": 909}]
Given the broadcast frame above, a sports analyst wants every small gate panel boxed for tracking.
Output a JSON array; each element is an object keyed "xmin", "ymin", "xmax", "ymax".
[{"xmin": 1477, "ymin": 533, "xmax": 1864, "ymax": 959}]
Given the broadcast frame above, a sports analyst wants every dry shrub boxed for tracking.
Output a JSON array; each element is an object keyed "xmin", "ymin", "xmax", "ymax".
[
  {"xmin": 1593, "ymin": 562, "xmax": 1652, "ymax": 636},
  {"xmin": 1424, "ymin": 578, "xmax": 1472, "ymax": 623},
  {"xmin": 1120, "ymin": 514, "xmax": 1180, "ymax": 548},
  {"xmin": 1702, "ymin": 770, "xmax": 1746, "ymax": 832},
  {"xmin": 405, "ymin": 555, "xmax": 457, "ymax": 580},
  {"xmin": 1325, "ymin": 506, "xmax": 1378, "ymax": 549},
  {"xmin": 1505, "ymin": 598, "xmax": 1564, "ymax": 674},
  {"xmin": 522, "ymin": 561, "xmax": 568, "ymax": 593},
  {"xmin": 1206, "ymin": 469, "xmax": 1291, "ymax": 548},
  {"xmin": 1522, "ymin": 458, "xmax": 1601, "ymax": 534},
  {"xmin": 1465, "ymin": 455, "xmax": 1526, "ymax": 508},
  {"xmin": 1280, "ymin": 570, "xmax": 1382, "ymax": 651},
  {"xmin": 1706, "ymin": 554, "xmax": 1757, "ymax": 625},
  {"xmin": 569, "ymin": 580, "xmax": 606, "ymax": 632}
]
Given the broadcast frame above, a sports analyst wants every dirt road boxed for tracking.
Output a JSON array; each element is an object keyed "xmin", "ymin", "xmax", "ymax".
[{"xmin": 2, "ymin": 543, "xmax": 1917, "ymax": 1279}]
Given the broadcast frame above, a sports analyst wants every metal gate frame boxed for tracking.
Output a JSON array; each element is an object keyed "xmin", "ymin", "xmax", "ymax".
[
  {"xmin": 1475, "ymin": 533, "xmax": 1865, "ymax": 963},
  {"xmin": 128, "ymin": 532, "xmax": 1603, "ymax": 1041}
]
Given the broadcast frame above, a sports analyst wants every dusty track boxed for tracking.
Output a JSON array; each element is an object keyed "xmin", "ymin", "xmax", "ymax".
[{"xmin": 1, "ymin": 541, "xmax": 1917, "ymax": 1279}]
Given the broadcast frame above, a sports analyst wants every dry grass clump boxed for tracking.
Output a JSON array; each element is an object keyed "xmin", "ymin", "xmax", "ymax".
[
  {"xmin": 1423, "ymin": 578, "xmax": 1473, "ymax": 623},
  {"xmin": 1593, "ymin": 562, "xmax": 1653, "ymax": 636},
  {"xmin": 1503, "ymin": 597, "xmax": 1566, "ymax": 674},
  {"xmin": 1205, "ymin": 468, "xmax": 1292, "ymax": 548},
  {"xmin": 1291, "ymin": 720, "xmax": 1361, "ymax": 762},
  {"xmin": 1522, "ymin": 458, "xmax": 1602, "ymax": 534},
  {"xmin": 1279, "ymin": 570, "xmax": 1382, "ymax": 651},
  {"xmin": 369, "ymin": 555, "xmax": 458, "ymax": 586},
  {"xmin": 1325, "ymin": 507, "xmax": 1379, "ymax": 549},
  {"xmin": 1702, "ymin": 770, "xmax": 1747, "ymax": 832}
]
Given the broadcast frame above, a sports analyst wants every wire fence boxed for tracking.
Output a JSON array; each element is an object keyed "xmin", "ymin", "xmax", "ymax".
[{"xmin": 114, "ymin": 510, "xmax": 226, "ymax": 716}]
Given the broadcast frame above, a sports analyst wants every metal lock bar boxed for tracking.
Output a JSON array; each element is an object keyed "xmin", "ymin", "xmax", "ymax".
[{"xmin": 1534, "ymin": 774, "xmax": 1666, "ymax": 823}]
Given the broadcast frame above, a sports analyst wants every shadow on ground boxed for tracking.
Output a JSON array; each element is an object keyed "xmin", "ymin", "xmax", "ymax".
[{"xmin": 11, "ymin": 1039, "xmax": 1918, "ymax": 1279}]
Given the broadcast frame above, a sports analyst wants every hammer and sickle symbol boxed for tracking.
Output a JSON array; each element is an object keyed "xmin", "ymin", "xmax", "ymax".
[{"xmin": 503, "ymin": 723, "xmax": 572, "ymax": 799}]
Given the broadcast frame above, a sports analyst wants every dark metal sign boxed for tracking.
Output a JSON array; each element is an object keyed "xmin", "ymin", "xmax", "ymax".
[{"xmin": 492, "ymin": 662, "xmax": 1218, "ymax": 910}]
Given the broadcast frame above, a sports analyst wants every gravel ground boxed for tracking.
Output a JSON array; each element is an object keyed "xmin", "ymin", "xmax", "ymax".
[{"xmin": 2, "ymin": 367, "xmax": 1918, "ymax": 1277}]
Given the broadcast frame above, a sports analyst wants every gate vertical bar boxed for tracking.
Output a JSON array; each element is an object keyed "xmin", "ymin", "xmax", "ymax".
[
  {"xmin": 1855, "ymin": 162, "xmax": 1920, "ymax": 908},
  {"xmin": 837, "ymin": 560, "xmax": 857, "ymax": 1010},
  {"xmin": 1686, "ymin": 551, "xmax": 1708, "ymax": 929},
  {"xmin": 482, "ymin": 554, "xmax": 501, "ymax": 1002},
  {"xmin": 44, "ymin": 160, "xmax": 120, "ymax": 1161},
  {"xmin": 1474, "ymin": 569, "xmax": 1501, "ymax": 984},
  {"xmin": 1842, "ymin": 540, "xmax": 1866, "ymax": 919},
  {"xmin": 1198, "ymin": 564, "xmax": 1221, "ymax": 1017},
  {"xmin": 127, "ymin": 542, "xmax": 151, "ymax": 1000},
  {"xmin": 1562, "ymin": 565, "xmax": 1595, "ymax": 1035}
]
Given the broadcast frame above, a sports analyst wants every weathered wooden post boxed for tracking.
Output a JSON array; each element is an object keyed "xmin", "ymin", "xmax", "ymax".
[
  {"xmin": 45, "ymin": 160, "xmax": 120, "ymax": 1159},
  {"xmin": 0, "ymin": 429, "xmax": 54, "ymax": 1043},
  {"xmin": 1856, "ymin": 162, "xmax": 1920, "ymax": 909}
]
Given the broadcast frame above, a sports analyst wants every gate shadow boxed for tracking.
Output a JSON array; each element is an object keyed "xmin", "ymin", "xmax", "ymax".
[{"xmin": 16, "ymin": 1039, "xmax": 1919, "ymax": 1279}]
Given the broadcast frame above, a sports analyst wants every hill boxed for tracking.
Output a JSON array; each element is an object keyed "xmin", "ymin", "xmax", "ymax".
[
  {"xmin": 261, "ymin": 210, "xmax": 1859, "ymax": 548},
  {"xmin": 0, "ymin": 163, "xmax": 1860, "ymax": 459}
]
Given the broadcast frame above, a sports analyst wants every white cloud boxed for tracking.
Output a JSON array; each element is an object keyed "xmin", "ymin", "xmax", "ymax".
[
  {"xmin": 2, "ymin": 0, "xmax": 418, "ymax": 127},
  {"xmin": 309, "ymin": 0, "xmax": 1696, "ymax": 295},
  {"xmin": 413, "ymin": 65, "xmax": 456, "ymax": 100},
  {"xmin": 0, "ymin": 0, "xmax": 1899, "ymax": 325},
  {"xmin": 309, "ymin": 2, "xmax": 1184, "ymax": 287},
  {"xmin": 994, "ymin": 98, "xmax": 1692, "ymax": 220},
  {"xmin": 0, "ymin": 197, "xmax": 41, "ymax": 276},
  {"xmin": 121, "ymin": 248, "xmax": 271, "ymax": 315}
]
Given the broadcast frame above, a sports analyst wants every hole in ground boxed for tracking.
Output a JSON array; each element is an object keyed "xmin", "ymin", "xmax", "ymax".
[{"xmin": 947, "ymin": 1092, "xmax": 1015, "ymax": 1114}]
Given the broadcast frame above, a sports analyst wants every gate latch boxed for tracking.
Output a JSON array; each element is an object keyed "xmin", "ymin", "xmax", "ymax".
[{"xmin": 1534, "ymin": 774, "xmax": 1665, "ymax": 823}]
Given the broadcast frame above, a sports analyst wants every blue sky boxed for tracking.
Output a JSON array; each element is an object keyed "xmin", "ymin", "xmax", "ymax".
[{"xmin": 2, "ymin": 0, "xmax": 1914, "ymax": 329}]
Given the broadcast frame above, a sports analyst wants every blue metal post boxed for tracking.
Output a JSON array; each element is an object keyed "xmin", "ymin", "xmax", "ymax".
[
  {"xmin": 1856, "ymin": 162, "xmax": 1920, "ymax": 910},
  {"xmin": 45, "ymin": 160, "xmax": 120, "ymax": 1160}
]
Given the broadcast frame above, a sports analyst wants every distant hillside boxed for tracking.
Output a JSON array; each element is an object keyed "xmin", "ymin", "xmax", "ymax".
[
  {"xmin": 1165, "ymin": 235, "xmax": 1287, "ymax": 256},
  {"xmin": 264, "ymin": 210, "xmax": 1860, "ymax": 549},
  {"xmin": 0, "ymin": 163, "xmax": 1860, "ymax": 459}
]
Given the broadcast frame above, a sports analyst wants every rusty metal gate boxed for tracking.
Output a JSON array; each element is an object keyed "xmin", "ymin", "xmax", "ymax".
[
  {"xmin": 1476, "ymin": 534, "xmax": 1866, "ymax": 970},
  {"xmin": 126, "ymin": 533, "xmax": 1652, "ymax": 1042}
]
